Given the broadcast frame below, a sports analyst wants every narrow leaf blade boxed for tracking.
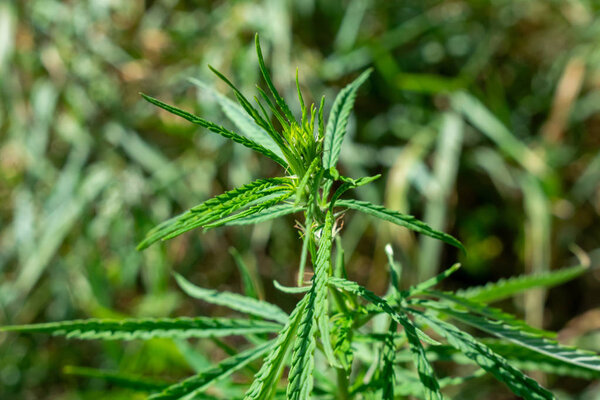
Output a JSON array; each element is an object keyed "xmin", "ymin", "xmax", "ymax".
[
  {"xmin": 138, "ymin": 177, "xmax": 292, "ymax": 250},
  {"xmin": 1, "ymin": 317, "xmax": 281, "ymax": 340},
  {"xmin": 456, "ymin": 265, "xmax": 587, "ymax": 304},
  {"xmin": 323, "ymin": 69, "xmax": 372, "ymax": 169},
  {"xmin": 175, "ymin": 273, "xmax": 289, "ymax": 324},
  {"xmin": 149, "ymin": 341, "xmax": 273, "ymax": 400},
  {"xmin": 328, "ymin": 278, "xmax": 442, "ymax": 399},
  {"xmin": 244, "ymin": 296, "xmax": 308, "ymax": 400},
  {"xmin": 336, "ymin": 199, "xmax": 464, "ymax": 252},
  {"xmin": 413, "ymin": 311, "xmax": 554, "ymax": 400},
  {"xmin": 141, "ymin": 93, "xmax": 288, "ymax": 167},
  {"xmin": 421, "ymin": 293, "xmax": 600, "ymax": 374}
]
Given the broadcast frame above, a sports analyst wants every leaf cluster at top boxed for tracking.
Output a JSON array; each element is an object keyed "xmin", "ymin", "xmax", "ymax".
[{"xmin": 136, "ymin": 34, "xmax": 464, "ymax": 255}]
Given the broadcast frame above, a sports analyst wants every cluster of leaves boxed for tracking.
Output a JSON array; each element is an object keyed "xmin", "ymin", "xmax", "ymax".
[{"xmin": 3, "ymin": 35, "xmax": 600, "ymax": 399}]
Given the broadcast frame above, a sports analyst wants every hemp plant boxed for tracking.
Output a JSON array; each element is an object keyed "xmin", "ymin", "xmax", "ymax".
[{"xmin": 3, "ymin": 35, "xmax": 600, "ymax": 399}]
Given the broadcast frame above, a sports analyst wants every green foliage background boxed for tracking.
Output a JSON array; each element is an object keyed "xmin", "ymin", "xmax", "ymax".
[{"xmin": 0, "ymin": 0, "xmax": 599, "ymax": 398}]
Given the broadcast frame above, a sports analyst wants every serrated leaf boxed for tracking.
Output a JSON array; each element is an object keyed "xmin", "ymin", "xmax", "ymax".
[
  {"xmin": 244, "ymin": 296, "xmax": 309, "ymax": 400},
  {"xmin": 203, "ymin": 191, "xmax": 294, "ymax": 228},
  {"xmin": 392, "ymin": 368, "xmax": 485, "ymax": 399},
  {"xmin": 141, "ymin": 93, "xmax": 288, "ymax": 168},
  {"xmin": 206, "ymin": 64, "xmax": 293, "ymax": 166},
  {"xmin": 331, "ymin": 313, "xmax": 354, "ymax": 372},
  {"xmin": 484, "ymin": 340, "xmax": 600, "ymax": 380},
  {"xmin": 380, "ymin": 322, "xmax": 397, "ymax": 400},
  {"xmin": 138, "ymin": 177, "xmax": 293, "ymax": 250},
  {"xmin": 175, "ymin": 273, "xmax": 288, "ymax": 324},
  {"xmin": 424, "ymin": 291, "xmax": 554, "ymax": 339},
  {"xmin": 335, "ymin": 199, "xmax": 464, "ymax": 252},
  {"xmin": 328, "ymin": 278, "xmax": 442, "ymax": 399},
  {"xmin": 255, "ymin": 34, "xmax": 296, "ymax": 124},
  {"xmin": 0, "ymin": 317, "xmax": 281, "ymax": 340},
  {"xmin": 149, "ymin": 340, "xmax": 273, "ymax": 400},
  {"xmin": 188, "ymin": 78, "xmax": 284, "ymax": 159},
  {"xmin": 455, "ymin": 265, "xmax": 587, "ymax": 304},
  {"xmin": 294, "ymin": 158, "xmax": 320, "ymax": 206},
  {"xmin": 412, "ymin": 310, "xmax": 554, "ymax": 400},
  {"xmin": 422, "ymin": 342, "xmax": 600, "ymax": 380},
  {"xmin": 419, "ymin": 293, "xmax": 600, "ymax": 374},
  {"xmin": 329, "ymin": 174, "xmax": 381, "ymax": 205},
  {"xmin": 287, "ymin": 211, "xmax": 335, "ymax": 400},
  {"xmin": 322, "ymin": 69, "xmax": 372, "ymax": 170},
  {"xmin": 222, "ymin": 203, "xmax": 304, "ymax": 226}
]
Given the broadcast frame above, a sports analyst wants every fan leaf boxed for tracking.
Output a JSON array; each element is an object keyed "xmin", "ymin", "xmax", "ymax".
[
  {"xmin": 322, "ymin": 69, "xmax": 372, "ymax": 170},
  {"xmin": 287, "ymin": 210, "xmax": 335, "ymax": 399},
  {"xmin": 328, "ymin": 278, "xmax": 442, "ymax": 399},
  {"xmin": 141, "ymin": 93, "xmax": 287, "ymax": 168},
  {"xmin": 175, "ymin": 273, "xmax": 288, "ymax": 324},
  {"xmin": 138, "ymin": 177, "xmax": 293, "ymax": 250},
  {"xmin": 149, "ymin": 341, "xmax": 273, "ymax": 400},
  {"xmin": 412, "ymin": 310, "xmax": 554, "ymax": 400},
  {"xmin": 335, "ymin": 199, "xmax": 464, "ymax": 252},
  {"xmin": 244, "ymin": 296, "xmax": 309, "ymax": 400},
  {"xmin": 455, "ymin": 265, "xmax": 587, "ymax": 304},
  {"xmin": 1, "ymin": 317, "xmax": 281, "ymax": 340},
  {"xmin": 222, "ymin": 204, "xmax": 304, "ymax": 226},
  {"xmin": 419, "ymin": 293, "xmax": 600, "ymax": 374}
]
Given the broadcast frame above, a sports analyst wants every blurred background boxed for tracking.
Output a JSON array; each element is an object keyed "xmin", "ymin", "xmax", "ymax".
[{"xmin": 1, "ymin": 0, "xmax": 599, "ymax": 398}]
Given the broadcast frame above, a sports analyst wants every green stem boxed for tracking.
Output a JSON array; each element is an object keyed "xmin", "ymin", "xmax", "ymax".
[{"xmin": 336, "ymin": 367, "xmax": 350, "ymax": 400}]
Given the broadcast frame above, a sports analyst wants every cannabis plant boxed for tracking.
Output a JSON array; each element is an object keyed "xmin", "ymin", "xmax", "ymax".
[{"xmin": 3, "ymin": 35, "xmax": 599, "ymax": 399}]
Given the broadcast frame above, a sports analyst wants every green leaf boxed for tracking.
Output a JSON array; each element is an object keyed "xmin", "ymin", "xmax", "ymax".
[
  {"xmin": 329, "ymin": 174, "xmax": 381, "ymax": 206},
  {"xmin": 255, "ymin": 34, "xmax": 296, "ymax": 124},
  {"xmin": 328, "ymin": 278, "xmax": 442, "ymax": 399},
  {"xmin": 331, "ymin": 313, "xmax": 354, "ymax": 372},
  {"xmin": 222, "ymin": 204, "xmax": 304, "ymax": 226},
  {"xmin": 455, "ymin": 264, "xmax": 587, "ymax": 304},
  {"xmin": 392, "ymin": 368, "xmax": 485, "ymax": 399},
  {"xmin": 149, "ymin": 340, "xmax": 273, "ymax": 400},
  {"xmin": 188, "ymin": 78, "xmax": 285, "ymax": 160},
  {"xmin": 400, "ymin": 318, "xmax": 444, "ymax": 400},
  {"xmin": 380, "ymin": 322, "xmax": 397, "ymax": 400},
  {"xmin": 294, "ymin": 158, "xmax": 320, "ymax": 206},
  {"xmin": 138, "ymin": 177, "xmax": 293, "ymax": 250},
  {"xmin": 335, "ymin": 199, "xmax": 465, "ymax": 252},
  {"xmin": 287, "ymin": 210, "xmax": 335, "ymax": 399},
  {"xmin": 484, "ymin": 340, "xmax": 600, "ymax": 380},
  {"xmin": 412, "ymin": 310, "xmax": 554, "ymax": 400},
  {"xmin": 206, "ymin": 64, "xmax": 292, "ymax": 164},
  {"xmin": 405, "ymin": 263, "xmax": 461, "ymax": 297},
  {"xmin": 244, "ymin": 296, "xmax": 309, "ymax": 400},
  {"xmin": 273, "ymin": 280, "xmax": 311, "ymax": 294},
  {"xmin": 425, "ymin": 291, "xmax": 553, "ymax": 339},
  {"xmin": 419, "ymin": 293, "xmax": 600, "ymax": 374},
  {"xmin": 175, "ymin": 273, "xmax": 288, "ymax": 324},
  {"xmin": 203, "ymin": 191, "xmax": 294, "ymax": 228},
  {"xmin": 62, "ymin": 366, "xmax": 170, "ymax": 391},
  {"xmin": 322, "ymin": 69, "xmax": 372, "ymax": 170},
  {"xmin": 0, "ymin": 317, "xmax": 281, "ymax": 340},
  {"xmin": 230, "ymin": 247, "xmax": 261, "ymax": 300},
  {"xmin": 422, "ymin": 342, "xmax": 600, "ymax": 380},
  {"xmin": 141, "ymin": 93, "xmax": 288, "ymax": 168}
]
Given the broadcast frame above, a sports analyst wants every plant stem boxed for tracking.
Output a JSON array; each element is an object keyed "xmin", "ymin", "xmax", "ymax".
[{"xmin": 336, "ymin": 367, "xmax": 350, "ymax": 400}]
